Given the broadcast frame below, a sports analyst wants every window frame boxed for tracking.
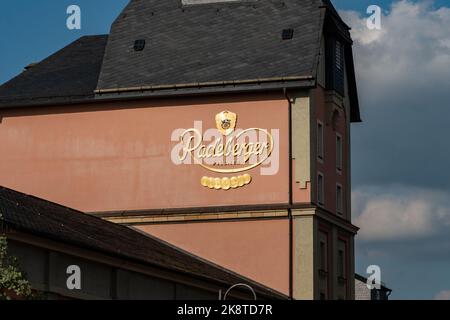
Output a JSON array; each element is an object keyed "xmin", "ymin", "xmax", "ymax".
[
  {"xmin": 317, "ymin": 120, "xmax": 324, "ymax": 163},
  {"xmin": 336, "ymin": 183, "xmax": 343, "ymax": 216},
  {"xmin": 319, "ymin": 240, "xmax": 327, "ymax": 272},
  {"xmin": 326, "ymin": 37, "xmax": 345, "ymax": 96},
  {"xmin": 336, "ymin": 40, "xmax": 343, "ymax": 71},
  {"xmin": 336, "ymin": 132, "xmax": 343, "ymax": 174},
  {"xmin": 318, "ymin": 172, "xmax": 325, "ymax": 206},
  {"xmin": 318, "ymin": 227, "xmax": 332, "ymax": 300},
  {"xmin": 337, "ymin": 249, "xmax": 345, "ymax": 278}
]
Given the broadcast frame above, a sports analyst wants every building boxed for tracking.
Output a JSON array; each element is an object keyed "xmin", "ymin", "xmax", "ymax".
[
  {"xmin": 0, "ymin": 186, "xmax": 285, "ymax": 300},
  {"xmin": 355, "ymin": 274, "xmax": 392, "ymax": 300},
  {"xmin": 0, "ymin": 0, "xmax": 361, "ymax": 299}
]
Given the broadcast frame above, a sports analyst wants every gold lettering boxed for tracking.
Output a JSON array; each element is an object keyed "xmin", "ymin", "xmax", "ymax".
[
  {"xmin": 179, "ymin": 129, "xmax": 202, "ymax": 161},
  {"xmin": 180, "ymin": 127, "xmax": 274, "ymax": 174}
]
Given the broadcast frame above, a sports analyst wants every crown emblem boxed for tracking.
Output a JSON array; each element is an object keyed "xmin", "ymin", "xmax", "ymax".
[{"xmin": 215, "ymin": 111, "xmax": 237, "ymax": 136}]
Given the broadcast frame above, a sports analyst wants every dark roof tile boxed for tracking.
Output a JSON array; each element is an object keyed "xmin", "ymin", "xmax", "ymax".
[{"xmin": 0, "ymin": 35, "xmax": 108, "ymax": 108}]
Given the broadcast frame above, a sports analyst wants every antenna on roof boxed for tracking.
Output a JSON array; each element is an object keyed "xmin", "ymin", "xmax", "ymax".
[{"xmin": 24, "ymin": 62, "xmax": 38, "ymax": 71}]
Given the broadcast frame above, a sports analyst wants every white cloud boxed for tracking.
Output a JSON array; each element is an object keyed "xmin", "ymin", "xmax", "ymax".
[
  {"xmin": 434, "ymin": 290, "xmax": 450, "ymax": 300},
  {"xmin": 347, "ymin": 2, "xmax": 450, "ymax": 242},
  {"xmin": 341, "ymin": 1, "xmax": 450, "ymax": 190},
  {"xmin": 340, "ymin": 1, "xmax": 450, "ymax": 98},
  {"xmin": 339, "ymin": 10, "xmax": 385, "ymax": 45},
  {"xmin": 353, "ymin": 186, "xmax": 450, "ymax": 241},
  {"xmin": 342, "ymin": 1, "xmax": 450, "ymax": 299}
]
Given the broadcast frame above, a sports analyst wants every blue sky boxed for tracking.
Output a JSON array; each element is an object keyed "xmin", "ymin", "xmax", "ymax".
[
  {"xmin": 1, "ymin": 0, "xmax": 450, "ymax": 300},
  {"xmin": 0, "ymin": 0, "xmax": 128, "ymax": 83}
]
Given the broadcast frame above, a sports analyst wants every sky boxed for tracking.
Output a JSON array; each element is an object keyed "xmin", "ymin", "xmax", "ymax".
[
  {"xmin": 1, "ymin": 0, "xmax": 450, "ymax": 300},
  {"xmin": 339, "ymin": 0, "xmax": 450, "ymax": 299}
]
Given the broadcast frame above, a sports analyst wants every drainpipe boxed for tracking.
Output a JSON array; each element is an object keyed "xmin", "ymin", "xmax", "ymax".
[{"xmin": 284, "ymin": 88, "xmax": 294, "ymax": 300}]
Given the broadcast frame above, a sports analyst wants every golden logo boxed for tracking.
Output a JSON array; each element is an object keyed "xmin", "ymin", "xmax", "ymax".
[
  {"xmin": 177, "ymin": 111, "xmax": 274, "ymax": 191},
  {"xmin": 200, "ymin": 174, "xmax": 252, "ymax": 191},
  {"xmin": 215, "ymin": 111, "xmax": 237, "ymax": 136}
]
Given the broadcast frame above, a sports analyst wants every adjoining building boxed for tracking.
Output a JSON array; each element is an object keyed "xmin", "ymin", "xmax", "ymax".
[
  {"xmin": 355, "ymin": 274, "xmax": 392, "ymax": 300},
  {"xmin": 0, "ymin": 0, "xmax": 361, "ymax": 299},
  {"xmin": 0, "ymin": 186, "xmax": 286, "ymax": 300}
]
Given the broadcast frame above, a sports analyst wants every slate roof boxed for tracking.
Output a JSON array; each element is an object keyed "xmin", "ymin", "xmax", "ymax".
[
  {"xmin": 0, "ymin": 0, "xmax": 360, "ymax": 121},
  {"xmin": 0, "ymin": 186, "xmax": 287, "ymax": 300},
  {"xmin": 0, "ymin": 35, "xmax": 108, "ymax": 108},
  {"xmin": 97, "ymin": 0, "xmax": 325, "ymax": 90}
]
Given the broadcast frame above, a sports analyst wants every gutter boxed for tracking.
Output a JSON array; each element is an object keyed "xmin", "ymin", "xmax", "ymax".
[
  {"xmin": 0, "ymin": 77, "xmax": 316, "ymax": 110},
  {"xmin": 94, "ymin": 76, "xmax": 315, "ymax": 95}
]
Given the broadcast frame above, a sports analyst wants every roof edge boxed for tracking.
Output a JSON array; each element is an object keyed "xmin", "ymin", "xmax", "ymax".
[{"xmin": 95, "ymin": 76, "xmax": 315, "ymax": 95}]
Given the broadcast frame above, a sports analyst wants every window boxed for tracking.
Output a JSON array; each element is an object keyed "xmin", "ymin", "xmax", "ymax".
[
  {"xmin": 320, "ymin": 241, "xmax": 326, "ymax": 271},
  {"xmin": 326, "ymin": 37, "xmax": 345, "ymax": 95},
  {"xmin": 336, "ymin": 133, "xmax": 342, "ymax": 172},
  {"xmin": 319, "ymin": 231, "xmax": 329, "ymax": 300},
  {"xmin": 337, "ymin": 239, "xmax": 347, "ymax": 279},
  {"xmin": 336, "ymin": 184, "xmax": 343, "ymax": 215},
  {"xmin": 337, "ymin": 239, "xmax": 348, "ymax": 299},
  {"xmin": 338, "ymin": 249, "xmax": 344, "ymax": 278},
  {"xmin": 133, "ymin": 39, "xmax": 146, "ymax": 52},
  {"xmin": 317, "ymin": 121, "xmax": 324, "ymax": 161},
  {"xmin": 318, "ymin": 173, "xmax": 324, "ymax": 206},
  {"xmin": 336, "ymin": 40, "xmax": 343, "ymax": 71},
  {"xmin": 319, "ymin": 232, "xmax": 328, "ymax": 271},
  {"xmin": 282, "ymin": 28, "xmax": 294, "ymax": 40}
]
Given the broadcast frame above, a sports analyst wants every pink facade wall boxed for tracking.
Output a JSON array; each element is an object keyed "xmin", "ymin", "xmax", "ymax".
[
  {"xmin": 137, "ymin": 218, "xmax": 290, "ymax": 295},
  {"xmin": 0, "ymin": 93, "xmax": 289, "ymax": 212}
]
